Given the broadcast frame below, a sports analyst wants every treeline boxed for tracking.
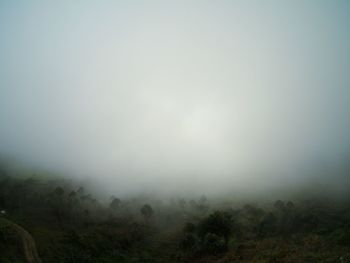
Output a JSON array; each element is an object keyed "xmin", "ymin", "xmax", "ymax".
[
  {"xmin": 0, "ymin": 171, "xmax": 213, "ymax": 228},
  {"xmin": 1, "ymin": 171, "xmax": 350, "ymax": 262}
]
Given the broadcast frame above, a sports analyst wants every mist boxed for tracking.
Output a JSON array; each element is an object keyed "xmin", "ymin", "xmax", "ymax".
[{"xmin": 1, "ymin": 1, "xmax": 350, "ymax": 197}]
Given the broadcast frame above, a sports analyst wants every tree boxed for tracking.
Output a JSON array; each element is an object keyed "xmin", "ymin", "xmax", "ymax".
[
  {"xmin": 198, "ymin": 195, "xmax": 209, "ymax": 214},
  {"xmin": 183, "ymin": 222, "xmax": 196, "ymax": 233},
  {"xmin": 54, "ymin": 186, "xmax": 64, "ymax": 197},
  {"xmin": 181, "ymin": 222, "xmax": 199, "ymax": 253},
  {"xmin": 181, "ymin": 233, "xmax": 199, "ymax": 252},
  {"xmin": 274, "ymin": 200, "xmax": 286, "ymax": 211},
  {"xmin": 51, "ymin": 186, "xmax": 65, "ymax": 224},
  {"xmin": 110, "ymin": 197, "xmax": 121, "ymax": 210},
  {"xmin": 68, "ymin": 191, "xmax": 77, "ymax": 199},
  {"xmin": 286, "ymin": 201, "xmax": 295, "ymax": 209},
  {"xmin": 258, "ymin": 212, "xmax": 277, "ymax": 237},
  {"xmin": 198, "ymin": 211, "xmax": 233, "ymax": 247},
  {"xmin": 140, "ymin": 204, "xmax": 153, "ymax": 222},
  {"xmin": 77, "ymin": 187, "xmax": 84, "ymax": 195}
]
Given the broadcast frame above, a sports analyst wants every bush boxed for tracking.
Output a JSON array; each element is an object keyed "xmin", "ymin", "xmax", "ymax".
[
  {"xmin": 201, "ymin": 233, "xmax": 226, "ymax": 255},
  {"xmin": 329, "ymin": 227, "xmax": 350, "ymax": 246}
]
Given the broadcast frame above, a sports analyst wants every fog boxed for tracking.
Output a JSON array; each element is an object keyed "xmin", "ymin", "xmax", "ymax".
[{"xmin": 1, "ymin": 1, "xmax": 350, "ymax": 196}]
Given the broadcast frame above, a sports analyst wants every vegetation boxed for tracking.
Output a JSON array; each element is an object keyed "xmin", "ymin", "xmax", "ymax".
[{"xmin": 0, "ymin": 170, "xmax": 350, "ymax": 263}]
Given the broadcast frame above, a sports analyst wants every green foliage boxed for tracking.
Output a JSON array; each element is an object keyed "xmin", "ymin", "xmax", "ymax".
[
  {"xmin": 198, "ymin": 211, "xmax": 233, "ymax": 245},
  {"xmin": 202, "ymin": 233, "xmax": 226, "ymax": 255},
  {"xmin": 329, "ymin": 227, "xmax": 350, "ymax": 246},
  {"xmin": 181, "ymin": 233, "xmax": 198, "ymax": 252},
  {"xmin": 183, "ymin": 222, "xmax": 196, "ymax": 233},
  {"xmin": 54, "ymin": 187, "xmax": 64, "ymax": 197},
  {"xmin": 180, "ymin": 211, "xmax": 234, "ymax": 256}
]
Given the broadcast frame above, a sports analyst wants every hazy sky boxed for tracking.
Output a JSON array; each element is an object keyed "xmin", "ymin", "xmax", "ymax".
[{"xmin": 1, "ymin": 1, "xmax": 350, "ymax": 194}]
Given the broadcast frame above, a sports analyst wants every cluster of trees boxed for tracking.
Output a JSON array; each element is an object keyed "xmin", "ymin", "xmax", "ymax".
[
  {"xmin": 0, "ymin": 173, "xmax": 157, "ymax": 227},
  {"xmin": 182, "ymin": 211, "xmax": 233, "ymax": 255},
  {"xmin": 179, "ymin": 199, "xmax": 350, "ymax": 260}
]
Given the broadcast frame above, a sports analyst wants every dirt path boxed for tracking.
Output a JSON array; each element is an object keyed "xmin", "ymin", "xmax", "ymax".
[{"xmin": 1, "ymin": 218, "xmax": 42, "ymax": 263}]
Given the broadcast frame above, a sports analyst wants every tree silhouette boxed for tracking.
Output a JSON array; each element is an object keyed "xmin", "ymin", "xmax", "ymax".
[
  {"xmin": 198, "ymin": 211, "xmax": 232, "ymax": 247},
  {"xmin": 110, "ymin": 197, "xmax": 121, "ymax": 210},
  {"xmin": 140, "ymin": 204, "xmax": 153, "ymax": 222}
]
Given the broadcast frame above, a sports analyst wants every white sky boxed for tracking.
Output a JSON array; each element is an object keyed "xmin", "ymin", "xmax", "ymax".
[{"xmin": 1, "ymin": 1, "xmax": 350, "ymax": 194}]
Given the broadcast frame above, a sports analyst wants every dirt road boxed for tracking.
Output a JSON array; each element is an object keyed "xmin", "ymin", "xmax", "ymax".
[{"xmin": 0, "ymin": 218, "xmax": 42, "ymax": 263}]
